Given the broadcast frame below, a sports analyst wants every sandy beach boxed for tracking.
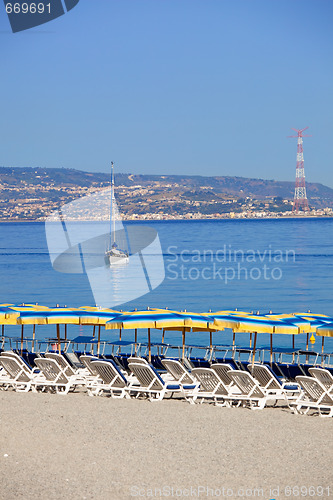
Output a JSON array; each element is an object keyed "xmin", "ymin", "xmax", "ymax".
[{"xmin": 0, "ymin": 390, "xmax": 332, "ymax": 500}]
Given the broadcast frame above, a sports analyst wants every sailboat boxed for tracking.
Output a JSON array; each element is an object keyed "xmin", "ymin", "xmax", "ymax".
[{"xmin": 105, "ymin": 162, "xmax": 129, "ymax": 266}]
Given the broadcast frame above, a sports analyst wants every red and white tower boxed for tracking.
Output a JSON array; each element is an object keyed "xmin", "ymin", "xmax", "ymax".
[{"xmin": 289, "ymin": 127, "xmax": 310, "ymax": 213}]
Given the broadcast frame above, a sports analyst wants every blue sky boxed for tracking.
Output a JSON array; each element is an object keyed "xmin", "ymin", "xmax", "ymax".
[{"xmin": 1, "ymin": 0, "xmax": 332, "ymax": 186}]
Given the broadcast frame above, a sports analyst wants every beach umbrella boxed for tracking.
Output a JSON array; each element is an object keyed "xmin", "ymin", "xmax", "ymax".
[
  {"xmin": 316, "ymin": 322, "xmax": 333, "ymax": 338},
  {"xmin": 77, "ymin": 306, "xmax": 124, "ymax": 325},
  {"xmin": 106, "ymin": 309, "xmax": 217, "ymax": 361},
  {"xmin": 209, "ymin": 312, "xmax": 241, "ymax": 330},
  {"xmin": 316, "ymin": 322, "xmax": 333, "ymax": 356},
  {"xmin": 0, "ymin": 305, "xmax": 20, "ymax": 323},
  {"xmin": 105, "ymin": 310, "xmax": 165, "ymax": 361},
  {"xmin": 155, "ymin": 310, "xmax": 217, "ymax": 358},
  {"xmin": 105, "ymin": 310, "xmax": 172, "ymax": 330},
  {"xmin": 230, "ymin": 315, "xmax": 301, "ymax": 366},
  {"xmin": 7, "ymin": 305, "xmax": 50, "ymax": 353}
]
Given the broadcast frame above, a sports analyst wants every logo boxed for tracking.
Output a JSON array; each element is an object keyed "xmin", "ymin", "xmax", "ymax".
[
  {"xmin": 45, "ymin": 187, "xmax": 165, "ymax": 308},
  {"xmin": 4, "ymin": 0, "xmax": 80, "ymax": 33}
]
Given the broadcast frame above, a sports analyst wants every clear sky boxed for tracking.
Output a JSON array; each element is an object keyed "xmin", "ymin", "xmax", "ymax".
[{"xmin": 1, "ymin": 1, "xmax": 332, "ymax": 186}]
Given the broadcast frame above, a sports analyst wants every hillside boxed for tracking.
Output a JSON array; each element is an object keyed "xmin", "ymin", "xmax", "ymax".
[{"xmin": 0, "ymin": 166, "xmax": 332, "ymax": 220}]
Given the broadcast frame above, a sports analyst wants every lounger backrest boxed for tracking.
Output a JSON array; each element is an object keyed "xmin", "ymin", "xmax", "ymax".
[
  {"xmin": 91, "ymin": 360, "xmax": 127, "ymax": 388},
  {"xmin": 161, "ymin": 359, "xmax": 195, "ymax": 384},
  {"xmin": 211, "ymin": 364, "xmax": 234, "ymax": 386},
  {"xmin": 191, "ymin": 368, "xmax": 228, "ymax": 395},
  {"xmin": 128, "ymin": 362, "xmax": 164, "ymax": 390},
  {"xmin": 296, "ymin": 376, "xmax": 333, "ymax": 405},
  {"xmin": 79, "ymin": 355, "xmax": 100, "ymax": 376},
  {"xmin": 228, "ymin": 370, "xmax": 265, "ymax": 398},
  {"xmin": 45, "ymin": 353, "xmax": 76, "ymax": 376},
  {"xmin": 34, "ymin": 358, "xmax": 68, "ymax": 384},
  {"xmin": 308, "ymin": 368, "xmax": 333, "ymax": 391},
  {"xmin": 0, "ymin": 351, "xmax": 31, "ymax": 374},
  {"xmin": 127, "ymin": 357, "xmax": 149, "ymax": 365},
  {"xmin": 65, "ymin": 352, "xmax": 82, "ymax": 368},
  {"xmin": 0, "ymin": 356, "xmax": 30, "ymax": 382},
  {"xmin": 248, "ymin": 364, "xmax": 281, "ymax": 390}
]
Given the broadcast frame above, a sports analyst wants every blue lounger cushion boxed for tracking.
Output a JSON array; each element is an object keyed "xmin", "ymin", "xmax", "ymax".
[
  {"xmin": 166, "ymin": 384, "xmax": 181, "ymax": 390},
  {"xmin": 149, "ymin": 364, "xmax": 181, "ymax": 391},
  {"xmin": 283, "ymin": 384, "xmax": 299, "ymax": 391}
]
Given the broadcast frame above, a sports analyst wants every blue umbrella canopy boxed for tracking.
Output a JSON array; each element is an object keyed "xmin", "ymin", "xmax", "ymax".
[{"xmin": 105, "ymin": 309, "xmax": 185, "ymax": 330}]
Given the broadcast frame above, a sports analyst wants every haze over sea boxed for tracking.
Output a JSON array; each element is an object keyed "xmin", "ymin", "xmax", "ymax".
[{"xmin": 1, "ymin": 219, "xmax": 333, "ymax": 351}]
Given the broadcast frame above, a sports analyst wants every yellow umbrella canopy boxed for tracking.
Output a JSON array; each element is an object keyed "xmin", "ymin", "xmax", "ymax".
[
  {"xmin": 0, "ymin": 305, "xmax": 20, "ymax": 324},
  {"xmin": 77, "ymin": 306, "xmax": 124, "ymax": 325},
  {"xmin": 209, "ymin": 312, "xmax": 241, "ymax": 330},
  {"xmin": 105, "ymin": 309, "xmax": 189, "ymax": 330},
  {"xmin": 316, "ymin": 323, "xmax": 333, "ymax": 338},
  {"xmin": 5, "ymin": 305, "xmax": 50, "ymax": 325},
  {"xmin": 233, "ymin": 315, "xmax": 300, "ymax": 335}
]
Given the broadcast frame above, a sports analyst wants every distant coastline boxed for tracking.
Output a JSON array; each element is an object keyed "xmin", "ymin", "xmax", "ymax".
[
  {"xmin": 1, "ymin": 166, "xmax": 333, "ymax": 222},
  {"xmin": 1, "ymin": 215, "xmax": 333, "ymax": 223}
]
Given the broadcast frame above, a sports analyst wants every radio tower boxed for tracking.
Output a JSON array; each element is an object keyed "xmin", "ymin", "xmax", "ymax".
[{"xmin": 289, "ymin": 127, "xmax": 310, "ymax": 213}]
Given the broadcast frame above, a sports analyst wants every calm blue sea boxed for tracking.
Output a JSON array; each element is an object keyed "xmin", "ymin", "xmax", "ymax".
[{"xmin": 1, "ymin": 219, "xmax": 333, "ymax": 351}]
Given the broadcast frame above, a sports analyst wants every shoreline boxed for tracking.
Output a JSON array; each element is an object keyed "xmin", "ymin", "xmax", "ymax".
[{"xmin": 1, "ymin": 215, "xmax": 333, "ymax": 223}]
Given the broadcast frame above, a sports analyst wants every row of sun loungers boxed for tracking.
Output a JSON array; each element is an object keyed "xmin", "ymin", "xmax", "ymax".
[{"xmin": 1, "ymin": 351, "xmax": 333, "ymax": 416}]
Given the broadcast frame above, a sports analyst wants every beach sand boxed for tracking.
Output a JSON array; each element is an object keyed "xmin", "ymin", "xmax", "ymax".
[{"xmin": 0, "ymin": 390, "xmax": 332, "ymax": 500}]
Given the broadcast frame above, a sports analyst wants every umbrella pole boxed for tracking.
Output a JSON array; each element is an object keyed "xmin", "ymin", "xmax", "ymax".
[
  {"xmin": 182, "ymin": 327, "xmax": 186, "ymax": 361},
  {"xmin": 21, "ymin": 325, "xmax": 24, "ymax": 355},
  {"xmin": 249, "ymin": 332, "xmax": 252, "ymax": 348},
  {"xmin": 270, "ymin": 334, "xmax": 273, "ymax": 366},
  {"xmin": 232, "ymin": 331, "xmax": 236, "ymax": 347},
  {"xmin": 92, "ymin": 325, "xmax": 96, "ymax": 338},
  {"xmin": 251, "ymin": 332, "xmax": 257, "ymax": 368},
  {"xmin": 134, "ymin": 329, "xmax": 137, "ymax": 355},
  {"xmin": 32, "ymin": 324, "xmax": 36, "ymax": 353},
  {"xmin": 306, "ymin": 333, "xmax": 309, "ymax": 363},
  {"xmin": 64, "ymin": 324, "xmax": 67, "ymax": 342},
  {"xmin": 57, "ymin": 324, "xmax": 61, "ymax": 354},
  {"xmin": 148, "ymin": 328, "xmax": 151, "ymax": 363},
  {"xmin": 321, "ymin": 336, "xmax": 325, "ymax": 367},
  {"xmin": 292, "ymin": 335, "xmax": 295, "ymax": 363},
  {"xmin": 97, "ymin": 325, "xmax": 101, "ymax": 356},
  {"xmin": 119, "ymin": 328, "xmax": 122, "ymax": 341},
  {"xmin": 161, "ymin": 329, "xmax": 165, "ymax": 355}
]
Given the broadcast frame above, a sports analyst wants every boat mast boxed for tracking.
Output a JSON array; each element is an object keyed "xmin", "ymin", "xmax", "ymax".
[{"xmin": 110, "ymin": 161, "xmax": 116, "ymax": 245}]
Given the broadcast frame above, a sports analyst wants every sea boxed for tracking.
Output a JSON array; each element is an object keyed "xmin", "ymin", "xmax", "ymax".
[{"xmin": 1, "ymin": 218, "xmax": 333, "ymax": 353}]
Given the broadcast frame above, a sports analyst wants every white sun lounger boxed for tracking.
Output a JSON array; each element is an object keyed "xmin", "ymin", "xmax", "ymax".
[
  {"xmin": 45, "ymin": 352, "xmax": 87, "ymax": 382},
  {"xmin": 227, "ymin": 370, "xmax": 278, "ymax": 410},
  {"xmin": 0, "ymin": 351, "xmax": 31, "ymax": 389},
  {"xmin": 187, "ymin": 367, "xmax": 233, "ymax": 405},
  {"xmin": 289, "ymin": 375, "xmax": 333, "ymax": 417},
  {"xmin": 0, "ymin": 351, "xmax": 36, "ymax": 373},
  {"xmin": 79, "ymin": 355, "xmax": 101, "ymax": 376},
  {"xmin": 308, "ymin": 367, "xmax": 333, "ymax": 394},
  {"xmin": 0, "ymin": 355, "xmax": 39, "ymax": 392},
  {"xmin": 248, "ymin": 364, "xmax": 300, "ymax": 400},
  {"xmin": 211, "ymin": 363, "xmax": 236, "ymax": 388},
  {"xmin": 88, "ymin": 359, "xmax": 130, "ymax": 398},
  {"xmin": 127, "ymin": 362, "xmax": 193, "ymax": 401},
  {"xmin": 32, "ymin": 358, "xmax": 84, "ymax": 395},
  {"xmin": 161, "ymin": 358, "xmax": 199, "ymax": 387}
]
